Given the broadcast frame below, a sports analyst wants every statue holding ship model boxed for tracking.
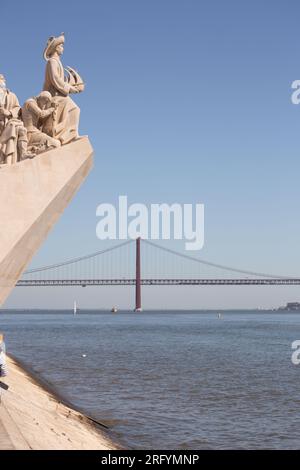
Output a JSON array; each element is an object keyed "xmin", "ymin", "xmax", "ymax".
[
  {"xmin": 0, "ymin": 33, "xmax": 85, "ymax": 164},
  {"xmin": 42, "ymin": 33, "xmax": 84, "ymax": 145}
]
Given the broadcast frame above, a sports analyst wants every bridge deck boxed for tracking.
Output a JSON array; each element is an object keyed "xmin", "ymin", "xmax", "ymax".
[{"xmin": 17, "ymin": 278, "xmax": 300, "ymax": 286}]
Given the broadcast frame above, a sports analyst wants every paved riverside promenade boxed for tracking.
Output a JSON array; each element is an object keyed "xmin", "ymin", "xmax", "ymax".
[
  {"xmin": 0, "ymin": 356, "xmax": 118, "ymax": 450},
  {"xmin": 0, "ymin": 420, "xmax": 14, "ymax": 449}
]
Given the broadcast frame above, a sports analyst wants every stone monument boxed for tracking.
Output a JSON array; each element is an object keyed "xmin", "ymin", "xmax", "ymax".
[{"xmin": 0, "ymin": 34, "xmax": 94, "ymax": 306}]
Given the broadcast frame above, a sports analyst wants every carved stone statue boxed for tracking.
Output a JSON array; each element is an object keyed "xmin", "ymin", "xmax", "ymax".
[
  {"xmin": 22, "ymin": 91, "xmax": 61, "ymax": 154},
  {"xmin": 0, "ymin": 74, "xmax": 30, "ymax": 164},
  {"xmin": 0, "ymin": 34, "xmax": 85, "ymax": 165},
  {"xmin": 0, "ymin": 34, "xmax": 93, "ymax": 310},
  {"xmin": 42, "ymin": 33, "xmax": 84, "ymax": 145}
]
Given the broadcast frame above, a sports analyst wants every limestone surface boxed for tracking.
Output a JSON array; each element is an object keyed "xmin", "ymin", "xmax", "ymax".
[
  {"xmin": 0, "ymin": 136, "xmax": 93, "ymax": 306},
  {"xmin": 0, "ymin": 356, "xmax": 117, "ymax": 450}
]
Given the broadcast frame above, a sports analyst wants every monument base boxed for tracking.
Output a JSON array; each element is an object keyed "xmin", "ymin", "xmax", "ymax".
[{"xmin": 0, "ymin": 136, "xmax": 93, "ymax": 306}]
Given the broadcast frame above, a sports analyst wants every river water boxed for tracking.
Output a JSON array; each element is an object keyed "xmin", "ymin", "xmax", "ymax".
[{"xmin": 0, "ymin": 311, "xmax": 300, "ymax": 449}]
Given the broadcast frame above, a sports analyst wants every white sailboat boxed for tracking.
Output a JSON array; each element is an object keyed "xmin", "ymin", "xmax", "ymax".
[{"xmin": 73, "ymin": 300, "xmax": 77, "ymax": 316}]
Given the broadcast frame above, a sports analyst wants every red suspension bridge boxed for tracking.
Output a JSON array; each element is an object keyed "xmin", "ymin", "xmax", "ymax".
[{"xmin": 17, "ymin": 238, "xmax": 300, "ymax": 310}]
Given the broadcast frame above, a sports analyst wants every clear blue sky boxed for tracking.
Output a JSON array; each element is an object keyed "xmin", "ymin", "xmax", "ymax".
[{"xmin": 2, "ymin": 0, "xmax": 300, "ymax": 309}]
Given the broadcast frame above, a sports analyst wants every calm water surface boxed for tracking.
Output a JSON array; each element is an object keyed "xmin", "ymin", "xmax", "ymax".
[{"xmin": 0, "ymin": 311, "xmax": 300, "ymax": 449}]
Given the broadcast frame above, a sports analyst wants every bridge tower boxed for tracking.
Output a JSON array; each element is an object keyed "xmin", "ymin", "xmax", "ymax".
[{"xmin": 135, "ymin": 237, "xmax": 142, "ymax": 311}]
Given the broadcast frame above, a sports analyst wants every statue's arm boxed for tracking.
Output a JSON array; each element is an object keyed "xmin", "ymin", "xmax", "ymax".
[
  {"xmin": 27, "ymin": 101, "xmax": 53, "ymax": 120},
  {"xmin": 2, "ymin": 93, "xmax": 20, "ymax": 119},
  {"xmin": 0, "ymin": 107, "xmax": 11, "ymax": 118},
  {"xmin": 48, "ymin": 59, "xmax": 71, "ymax": 96}
]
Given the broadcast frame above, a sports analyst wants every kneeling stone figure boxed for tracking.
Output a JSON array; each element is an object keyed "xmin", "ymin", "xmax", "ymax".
[{"xmin": 22, "ymin": 91, "xmax": 61, "ymax": 154}]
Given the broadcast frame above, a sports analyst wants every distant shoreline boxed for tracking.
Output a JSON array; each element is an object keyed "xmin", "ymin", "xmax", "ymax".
[{"xmin": 0, "ymin": 308, "xmax": 296, "ymax": 313}]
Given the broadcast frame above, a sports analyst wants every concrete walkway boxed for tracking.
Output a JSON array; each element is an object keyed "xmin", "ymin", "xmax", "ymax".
[
  {"xmin": 0, "ymin": 419, "xmax": 14, "ymax": 450},
  {"xmin": 0, "ymin": 397, "xmax": 30, "ymax": 449},
  {"xmin": 0, "ymin": 356, "xmax": 118, "ymax": 450}
]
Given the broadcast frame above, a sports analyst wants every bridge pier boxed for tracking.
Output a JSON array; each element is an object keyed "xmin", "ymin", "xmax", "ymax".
[{"xmin": 135, "ymin": 237, "xmax": 142, "ymax": 312}]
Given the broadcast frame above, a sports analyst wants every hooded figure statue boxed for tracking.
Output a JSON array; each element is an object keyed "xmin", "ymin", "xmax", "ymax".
[{"xmin": 0, "ymin": 74, "xmax": 30, "ymax": 164}]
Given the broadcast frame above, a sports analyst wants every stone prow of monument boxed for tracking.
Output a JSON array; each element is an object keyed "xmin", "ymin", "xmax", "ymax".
[{"xmin": 0, "ymin": 136, "xmax": 93, "ymax": 306}]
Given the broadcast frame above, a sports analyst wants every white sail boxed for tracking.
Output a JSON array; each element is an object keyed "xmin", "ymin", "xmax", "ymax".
[{"xmin": 74, "ymin": 301, "xmax": 77, "ymax": 315}]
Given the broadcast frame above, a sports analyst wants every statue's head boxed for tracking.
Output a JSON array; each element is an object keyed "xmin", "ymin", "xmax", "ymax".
[
  {"xmin": 43, "ymin": 33, "xmax": 65, "ymax": 60},
  {"xmin": 0, "ymin": 74, "xmax": 6, "ymax": 90},
  {"xmin": 56, "ymin": 43, "xmax": 64, "ymax": 56},
  {"xmin": 0, "ymin": 332, "xmax": 4, "ymax": 343},
  {"xmin": 37, "ymin": 91, "xmax": 52, "ymax": 108}
]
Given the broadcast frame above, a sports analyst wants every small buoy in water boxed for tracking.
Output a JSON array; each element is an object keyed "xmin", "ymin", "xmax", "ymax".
[{"xmin": 82, "ymin": 354, "xmax": 87, "ymax": 358}]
